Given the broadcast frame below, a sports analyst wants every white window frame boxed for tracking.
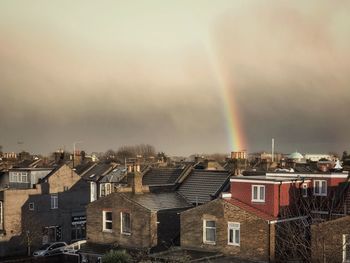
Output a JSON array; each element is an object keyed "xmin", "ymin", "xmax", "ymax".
[
  {"xmin": 29, "ymin": 202, "xmax": 35, "ymax": 211},
  {"xmin": 314, "ymin": 180, "xmax": 327, "ymax": 196},
  {"xmin": 203, "ymin": 219, "xmax": 216, "ymax": 245},
  {"xmin": 51, "ymin": 194, "xmax": 58, "ymax": 209},
  {"xmin": 90, "ymin": 182, "xmax": 97, "ymax": 202},
  {"xmin": 102, "ymin": 211, "xmax": 113, "ymax": 232},
  {"xmin": 252, "ymin": 185, "xmax": 265, "ymax": 202},
  {"xmin": 343, "ymin": 234, "xmax": 350, "ymax": 263},
  {"xmin": 228, "ymin": 222, "xmax": 240, "ymax": 246},
  {"xmin": 302, "ymin": 183, "xmax": 308, "ymax": 197},
  {"xmin": 120, "ymin": 212, "xmax": 131, "ymax": 235}
]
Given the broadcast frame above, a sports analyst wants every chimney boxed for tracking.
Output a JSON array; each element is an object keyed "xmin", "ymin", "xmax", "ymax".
[{"xmin": 132, "ymin": 170, "xmax": 143, "ymax": 194}]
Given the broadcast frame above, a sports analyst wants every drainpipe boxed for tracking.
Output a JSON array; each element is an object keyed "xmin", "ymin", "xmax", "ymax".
[{"xmin": 278, "ymin": 181, "xmax": 282, "ymax": 216}]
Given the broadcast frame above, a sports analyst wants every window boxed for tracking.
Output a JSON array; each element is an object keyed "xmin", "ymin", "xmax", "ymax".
[
  {"xmin": 343, "ymin": 234, "xmax": 350, "ymax": 262},
  {"xmin": 102, "ymin": 211, "xmax": 113, "ymax": 232},
  {"xmin": 21, "ymin": 172, "xmax": 28, "ymax": 183},
  {"xmin": 90, "ymin": 182, "xmax": 97, "ymax": 202},
  {"xmin": 252, "ymin": 185, "xmax": 265, "ymax": 202},
  {"xmin": 100, "ymin": 183, "xmax": 112, "ymax": 198},
  {"xmin": 51, "ymin": 194, "xmax": 58, "ymax": 209},
  {"xmin": 302, "ymin": 183, "xmax": 308, "ymax": 197},
  {"xmin": 314, "ymin": 180, "xmax": 327, "ymax": 196},
  {"xmin": 63, "ymin": 186, "xmax": 69, "ymax": 191},
  {"xmin": 228, "ymin": 222, "xmax": 240, "ymax": 246},
  {"xmin": 121, "ymin": 212, "xmax": 131, "ymax": 235},
  {"xmin": 29, "ymin": 202, "xmax": 35, "ymax": 211},
  {"xmin": 10, "ymin": 172, "xmax": 18, "ymax": 182},
  {"xmin": 203, "ymin": 220, "xmax": 216, "ymax": 244}
]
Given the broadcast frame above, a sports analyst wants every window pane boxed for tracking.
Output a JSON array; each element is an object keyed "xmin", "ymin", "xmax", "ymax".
[
  {"xmin": 105, "ymin": 212, "xmax": 112, "ymax": 221},
  {"xmin": 235, "ymin": 229, "xmax": 240, "ymax": 244},
  {"xmin": 105, "ymin": 222, "xmax": 112, "ymax": 230},
  {"xmin": 122, "ymin": 213, "xmax": 131, "ymax": 233},
  {"xmin": 321, "ymin": 181, "xmax": 326, "ymax": 194},
  {"xmin": 206, "ymin": 228, "xmax": 215, "ymax": 242},
  {"xmin": 229, "ymin": 229, "xmax": 233, "ymax": 243},
  {"xmin": 315, "ymin": 181, "xmax": 320, "ymax": 193},
  {"xmin": 206, "ymin": 221, "xmax": 215, "ymax": 227},
  {"xmin": 253, "ymin": 186, "xmax": 258, "ymax": 200},
  {"xmin": 260, "ymin": 187, "xmax": 265, "ymax": 200}
]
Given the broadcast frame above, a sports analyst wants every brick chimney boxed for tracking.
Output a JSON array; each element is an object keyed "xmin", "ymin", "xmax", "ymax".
[{"xmin": 132, "ymin": 170, "xmax": 143, "ymax": 194}]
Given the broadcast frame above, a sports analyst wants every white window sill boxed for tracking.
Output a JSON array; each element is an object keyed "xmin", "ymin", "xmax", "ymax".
[
  {"xmin": 203, "ymin": 241, "xmax": 216, "ymax": 245},
  {"xmin": 102, "ymin": 229, "xmax": 113, "ymax": 233},
  {"xmin": 251, "ymin": 200, "xmax": 265, "ymax": 203},
  {"xmin": 313, "ymin": 194, "xmax": 327, "ymax": 197},
  {"xmin": 121, "ymin": 232, "xmax": 131, "ymax": 236},
  {"xmin": 228, "ymin": 243, "xmax": 240, "ymax": 246}
]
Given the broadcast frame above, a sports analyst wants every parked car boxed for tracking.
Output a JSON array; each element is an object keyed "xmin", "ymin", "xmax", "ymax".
[{"xmin": 33, "ymin": 242, "xmax": 68, "ymax": 257}]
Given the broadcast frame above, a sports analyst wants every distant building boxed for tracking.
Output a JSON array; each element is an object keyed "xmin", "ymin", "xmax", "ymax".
[
  {"xmin": 231, "ymin": 151, "xmax": 247, "ymax": 160},
  {"xmin": 305, "ymin": 153, "xmax": 334, "ymax": 162}
]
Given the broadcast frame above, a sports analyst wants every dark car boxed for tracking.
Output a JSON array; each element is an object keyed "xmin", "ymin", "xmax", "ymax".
[{"xmin": 33, "ymin": 242, "xmax": 68, "ymax": 257}]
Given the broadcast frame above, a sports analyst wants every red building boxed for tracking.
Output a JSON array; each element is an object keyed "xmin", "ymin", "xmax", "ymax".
[
  {"xmin": 230, "ymin": 176, "xmax": 309, "ymax": 218},
  {"xmin": 230, "ymin": 171, "xmax": 349, "ymax": 218}
]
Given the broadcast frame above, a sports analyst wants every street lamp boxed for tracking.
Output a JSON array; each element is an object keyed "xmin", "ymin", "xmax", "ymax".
[{"xmin": 73, "ymin": 141, "xmax": 83, "ymax": 169}]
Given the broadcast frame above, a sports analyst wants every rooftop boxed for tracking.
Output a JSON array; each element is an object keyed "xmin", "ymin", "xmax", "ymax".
[
  {"xmin": 177, "ymin": 169, "xmax": 231, "ymax": 204},
  {"xmin": 142, "ymin": 167, "xmax": 184, "ymax": 186},
  {"xmin": 121, "ymin": 192, "xmax": 192, "ymax": 212}
]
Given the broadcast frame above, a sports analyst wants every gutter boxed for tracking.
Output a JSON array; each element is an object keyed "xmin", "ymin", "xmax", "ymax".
[{"xmin": 268, "ymin": 215, "xmax": 308, "ymax": 224}]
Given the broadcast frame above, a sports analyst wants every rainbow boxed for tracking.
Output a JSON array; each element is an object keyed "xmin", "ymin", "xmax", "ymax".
[{"xmin": 205, "ymin": 43, "xmax": 246, "ymax": 152}]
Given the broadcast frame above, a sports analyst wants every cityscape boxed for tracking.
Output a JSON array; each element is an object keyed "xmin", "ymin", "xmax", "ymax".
[{"xmin": 1, "ymin": 1, "xmax": 350, "ymax": 263}]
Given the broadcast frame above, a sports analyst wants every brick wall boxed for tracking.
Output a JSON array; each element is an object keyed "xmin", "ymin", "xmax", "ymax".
[
  {"xmin": 86, "ymin": 193, "xmax": 157, "ymax": 249},
  {"xmin": 311, "ymin": 216, "xmax": 350, "ymax": 263},
  {"xmin": 181, "ymin": 199, "xmax": 274, "ymax": 262},
  {"xmin": 0, "ymin": 187, "xmax": 41, "ymax": 257}
]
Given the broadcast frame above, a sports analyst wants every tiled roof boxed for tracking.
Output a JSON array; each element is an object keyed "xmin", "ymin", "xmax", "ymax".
[
  {"xmin": 142, "ymin": 168, "xmax": 184, "ymax": 186},
  {"xmin": 224, "ymin": 198, "xmax": 277, "ymax": 221},
  {"xmin": 177, "ymin": 170, "xmax": 231, "ymax": 204},
  {"xmin": 121, "ymin": 192, "xmax": 192, "ymax": 212}
]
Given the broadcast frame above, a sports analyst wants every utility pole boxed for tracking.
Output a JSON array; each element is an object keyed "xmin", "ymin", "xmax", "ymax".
[{"xmin": 272, "ymin": 138, "xmax": 275, "ymax": 162}]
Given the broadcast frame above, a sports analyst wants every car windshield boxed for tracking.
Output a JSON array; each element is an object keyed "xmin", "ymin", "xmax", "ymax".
[{"xmin": 39, "ymin": 244, "xmax": 51, "ymax": 250}]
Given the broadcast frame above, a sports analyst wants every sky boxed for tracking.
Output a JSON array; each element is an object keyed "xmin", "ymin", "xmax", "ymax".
[{"xmin": 0, "ymin": 0, "xmax": 350, "ymax": 156}]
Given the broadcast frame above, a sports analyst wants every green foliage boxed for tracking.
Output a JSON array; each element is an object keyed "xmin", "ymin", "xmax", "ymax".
[{"xmin": 102, "ymin": 250, "xmax": 132, "ymax": 263}]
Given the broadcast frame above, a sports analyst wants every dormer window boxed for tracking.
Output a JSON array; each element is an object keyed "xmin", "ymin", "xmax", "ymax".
[{"xmin": 252, "ymin": 185, "xmax": 265, "ymax": 202}]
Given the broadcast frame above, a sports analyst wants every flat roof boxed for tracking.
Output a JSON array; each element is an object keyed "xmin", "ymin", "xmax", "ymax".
[{"xmin": 230, "ymin": 175, "xmax": 311, "ymax": 184}]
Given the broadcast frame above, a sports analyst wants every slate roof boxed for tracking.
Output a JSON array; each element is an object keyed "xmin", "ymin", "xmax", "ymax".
[
  {"xmin": 142, "ymin": 168, "xmax": 184, "ymax": 186},
  {"xmin": 177, "ymin": 170, "xmax": 231, "ymax": 204},
  {"xmin": 74, "ymin": 162, "xmax": 96, "ymax": 175},
  {"xmin": 81, "ymin": 163, "xmax": 115, "ymax": 182},
  {"xmin": 100, "ymin": 167, "xmax": 127, "ymax": 183},
  {"xmin": 225, "ymin": 198, "xmax": 277, "ymax": 221},
  {"xmin": 121, "ymin": 192, "xmax": 192, "ymax": 212}
]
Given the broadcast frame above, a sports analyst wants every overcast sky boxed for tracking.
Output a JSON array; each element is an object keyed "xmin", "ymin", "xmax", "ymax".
[{"xmin": 0, "ymin": 0, "xmax": 349, "ymax": 156}]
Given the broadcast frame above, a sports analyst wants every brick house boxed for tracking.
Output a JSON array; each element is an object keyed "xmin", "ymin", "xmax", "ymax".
[
  {"xmin": 181, "ymin": 197, "xmax": 277, "ymax": 262},
  {"xmin": 84, "ymin": 171, "xmax": 192, "ymax": 261},
  {"xmin": 0, "ymin": 164, "xmax": 90, "ymax": 257},
  {"xmin": 311, "ymin": 216, "xmax": 350, "ymax": 263}
]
